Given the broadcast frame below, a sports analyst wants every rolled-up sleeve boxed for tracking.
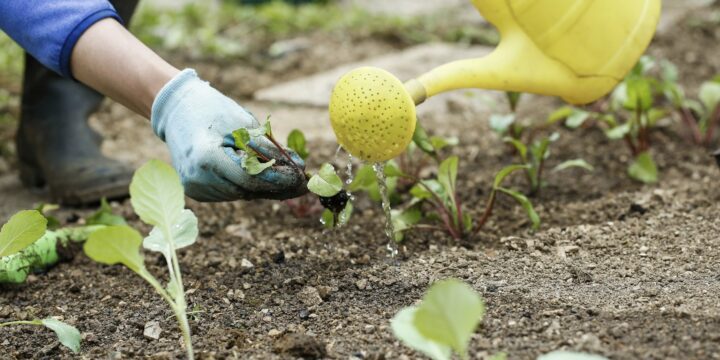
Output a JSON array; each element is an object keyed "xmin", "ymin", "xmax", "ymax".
[{"xmin": 0, "ymin": 1, "xmax": 121, "ymax": 78}]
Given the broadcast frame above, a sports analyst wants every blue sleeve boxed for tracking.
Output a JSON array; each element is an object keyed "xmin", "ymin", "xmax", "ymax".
[{"xmin": 0, "ymin": 1, "xmax": 122, "ymax": 78}]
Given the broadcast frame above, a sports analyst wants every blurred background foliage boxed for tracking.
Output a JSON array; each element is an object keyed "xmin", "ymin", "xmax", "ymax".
[{"xmin": 0, "ymin": 0, "xmax": 497, "ymax": 87}]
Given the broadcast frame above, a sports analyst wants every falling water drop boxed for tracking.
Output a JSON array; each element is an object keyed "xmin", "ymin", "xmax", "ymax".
[{"xmin": 373, "ymin": 162, "xmax": 398, "ymax": 258}]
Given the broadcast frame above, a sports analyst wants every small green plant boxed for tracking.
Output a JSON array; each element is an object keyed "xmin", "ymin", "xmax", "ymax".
[
  {"xmin": 408, "ymin": 156, "xmax": 472, "ymax": 240},
  {"xmin": 671, "ymin": 75, "xmax": 720, "ymax": 147},
  {"xmin": 475, "ymin": 164, "xmax": 541, "ymax": 232},
  {"xmin": 0, "ymin": 318, "xmax": 81, "ymax": 353},
  {"xmin": 551, "ymin": 56, "xmax": 673, "ymax": 184},
  {"xmin": 307, "ymin": 163, "xmax": 353, "ymax": 228},
  {"xmin": 391, "ymin": 279, "xmax": 609, "ymax": 360},
  {"xmin": 84, "ymin": 160, "xmax": 199, "ymax": 360},
  {"xmin": 492, "ymin": 92, "xmax": 593, "ymax": 195},
  {"xmin": 0, "ymin": 201, "xmax": 126, "ymax": 284},
  {"xmin": 391, "ymin": 279, "xmax": 486, "ymax": 360}
]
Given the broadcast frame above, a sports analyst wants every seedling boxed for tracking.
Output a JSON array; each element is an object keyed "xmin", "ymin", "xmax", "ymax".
[
  {"xmin": 670, "ymin": 75, "xmax": 720, "ymax": 147},
  {"xmin": 408, "ymin": 156, "xmax": 472, "ymax": 240},
  {"xmin": 391, "ymin": 279, "xmax": 485, "ymax": 360},
  {"xmin": 491, "ymin": 92, "xmax": 593, "ymax": 195},
  {"xmin": 84, "ymin": 160, "xmax": 199, "ymax": 360},
  {"xmin": 391, "ymin": 279, "xmax": 608, "ymax": 360},
  {"xmin": 0, "ymin": 200, "xmax": 127, "ymax": 284},
  {"xmin": 550, "ymin": 56, "xmax": 672, "ymax": 183},
  {"xmin": 0, "ymin": 318, "xmax": 81, "ymax": 353},
  {"xmin": 232, "ymin": 117, "xmax": 304, "ymax": 176},
  {"xmin": 307, "ymin": 163, "xmax": 353, "ymax": 228},
  {"xmin": 475, "ymin": 164, "xmax": 541, "ymax": 232}
]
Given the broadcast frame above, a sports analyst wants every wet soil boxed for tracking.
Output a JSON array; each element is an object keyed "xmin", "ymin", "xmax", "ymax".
[{"xmin": 2, "ymin": 5, "xmax": 720, "ymax": 360}]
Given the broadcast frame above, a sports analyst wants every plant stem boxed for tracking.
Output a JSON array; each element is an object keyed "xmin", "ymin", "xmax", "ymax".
[
  {"xmin": 246, "ymin": 144, "xmax": 272, "ymax": 162},
  {"xmin": 0, "ymin": 320, "xmax": 42, "ymax": 327},
  {"xmin": 705, "ymin": 105, "xmax": 720, "ymax": 145},
  {"xmin": 265, "ymin": 135, "xmax": 302, "ymax": 173},
  {"xmin": 475, "ymin": 190, "xmax": 497, "ymax": 234},
  {"xmin": 141, "ymin": 268, "xmax": 194, "ymax": 360},
  {"xmin": 680, "ymin": 107, "xmax": 703, "ymax": 145}
]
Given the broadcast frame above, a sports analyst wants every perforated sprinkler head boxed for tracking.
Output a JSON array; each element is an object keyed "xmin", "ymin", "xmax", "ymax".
[{"xmin": 329, "ymin": 67, "xmax": 416, "ymax": 162}]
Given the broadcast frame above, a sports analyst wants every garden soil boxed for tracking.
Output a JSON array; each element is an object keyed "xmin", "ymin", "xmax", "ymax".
[{"xmin": 2, "ymin": 6, "xmax": 720, "ymax": 360}]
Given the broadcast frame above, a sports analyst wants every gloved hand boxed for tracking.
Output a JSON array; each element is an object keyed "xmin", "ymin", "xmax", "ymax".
[{"xmin": 151, "ymin": 69, "xmax": 307, "ymax": 202}]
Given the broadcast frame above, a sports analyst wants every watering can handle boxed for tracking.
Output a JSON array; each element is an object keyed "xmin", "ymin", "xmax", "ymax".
[{"xmin": 406, "ymin": 0, "xmax": 662, "ymax": 105}]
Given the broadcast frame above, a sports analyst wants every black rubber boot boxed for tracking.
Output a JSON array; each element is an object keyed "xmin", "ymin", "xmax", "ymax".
[{"xmin": 16, "ymin": 0, "xmax": 139, "ymax": 206}]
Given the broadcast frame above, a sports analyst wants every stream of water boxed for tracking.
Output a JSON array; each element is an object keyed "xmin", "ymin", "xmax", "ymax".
[{"xmin": 373, "ymin": 162, "xmax": 398, "ymax": 258}]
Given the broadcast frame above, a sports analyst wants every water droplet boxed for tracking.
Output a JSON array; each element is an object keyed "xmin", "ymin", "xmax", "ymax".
[{"xmin": 373, "ymin": 162, "xmax": 398, "ymax": 258}]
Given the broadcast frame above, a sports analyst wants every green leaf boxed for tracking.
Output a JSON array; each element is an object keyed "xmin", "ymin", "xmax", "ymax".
[
  {"xmin": 0, "ymin": 210, "xmax": 47, "ymax": 257},
  {"xmin": 243, "ymin": 155, "xmax": 276, "ymax": 175},
  {"xmin": 699, "ymin": 81, "xmax": 720, "ymax": 113},
  {"xmin": 262, "ymin": 119, "xmax": 273, "ymax": 138},
  {"xmin": 410, "ymin": 180, "xmax": 445, "ymax": 201},
  {"xmin": 320, "ymin": 202, "xmax": 353, "ymax": 228},
  {"xmin": 391, "ymin": 307, "xmax": 452, "ymax": 360},
  {"xmin": 412, "ymin": 124, "xmax": 435, "ymax": 155},
  {"xmin": 538, "ymin": 351, "xmax": 608, "ymax": 360},
  {"xmin": 34, "ymin": 203, "xmax": 61, "ymax": 230},
  {"xmin": 463, "ymin": 213, "xmax": 473, "ymax": 233},
  {"xmin": 497, "ymin": 188, "xmax": 540, "ymax": 230},
  {"xmin": 546, "ymin": 106, "xmax": 574, "ymax": 125},
  {"xmin": 624, "ymin": 76, "xmax": 653, "ymax": 111},
  {"xmin": 383, "ymin": 162, "xmax": 405, "ymax": 178},
  {"xmin": 493, "ymin": 165, "xmax": 529, "ymax": 189},
  {"xmin": 489, "ymin": 114, "xmax": 515, "ymax": 135},
  {"xmin": 308, "ymin": 163, "xmax": 343, "ymax": 197},
  {"xmin": 84, "ymin": 225, "xmax": 145, "ymax": 274},
  {"xmin": 503, "ymin": 137, "xmax": 527, "ymax": 161},
  {"xmin": 553, "ymin": 159, "xmax": 594, "ymax": 172},
  {"xmin": 565, "ymin": 110, "xmax": 590, "ymax": 129},
  {"xmin": 605, "ymin": 123, "xmax": 631, "ymax": 140},
  {"xmin": 41, "ymin": 318, "xmax": 81, "ymax": 353},
  {"xmin": 429, "ymin": 136, "xmax": 459, "ymax": 152},
  {"xmin": 143, "ymin": 209, "xmax": 198, "ymax": 259},
  {"xmin": 130, "ymin": 160, "xmax": 185, "ymax": 229},
  {"xmin": 438, "ymin": 156, "xmax": 459, "ymax": 194},
  {"xmin": 287, "ymin": 129, "xmax": 309, "ymax": 160},
  {"xmin": 232, "ymin": 128, "xmax": 251, "ymax": 152},
  {"xmin": 628, "ymin": 152, "xmax": 658, "ymax": 184},
  {"xmin": 86, "ymin": 198, "xmax": 127, "ymax": 226},
  {"xmin": 391, "ymin": 207, "xmax": 422, "ymax": 242},
  {"xmin": 348, "ymin": 165, "xmax": 376, "ymax": 192},
  {"xmin": 414, "ymin": 279, "xmax": 485, "ymax": 357}
]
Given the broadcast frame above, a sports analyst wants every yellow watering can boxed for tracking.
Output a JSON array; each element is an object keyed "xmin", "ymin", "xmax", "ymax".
[{"xmin": 330, "ymin": 0, "xmax": 662, "ymax": 162}]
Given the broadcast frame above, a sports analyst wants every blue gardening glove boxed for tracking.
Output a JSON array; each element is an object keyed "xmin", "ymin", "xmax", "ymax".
[{"xmin": 151, "ymin": 69, "xmax": 307, "ymax": 202}]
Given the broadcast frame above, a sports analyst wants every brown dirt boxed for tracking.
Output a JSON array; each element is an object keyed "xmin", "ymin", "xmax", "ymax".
[{"xmin": 2, "ymin": 6, "xmax": 720, "ymax": 360}]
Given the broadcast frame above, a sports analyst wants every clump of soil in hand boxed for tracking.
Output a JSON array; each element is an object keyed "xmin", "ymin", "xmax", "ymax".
[{"xmin": 318, "ymin": 191, "xmax": 349, "ymax": 214}]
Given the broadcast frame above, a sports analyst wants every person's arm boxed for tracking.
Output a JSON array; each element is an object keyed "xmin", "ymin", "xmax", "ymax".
[
  {"xmin": 71, "ymin": 18, "xmax": 179, "ymax": 118},
  {"xmin": 0, "ymin": 2, "xmax": 307, "ymax": 202}
]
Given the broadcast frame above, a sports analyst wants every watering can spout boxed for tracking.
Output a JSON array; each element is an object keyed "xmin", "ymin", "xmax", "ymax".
[
  {"xmin": 328, "ymin": 0, "xmax": 662, "ymax": 162},
  {"xmin": 407, "ymin": 0, "xmax": 662, "ymax": 105}
]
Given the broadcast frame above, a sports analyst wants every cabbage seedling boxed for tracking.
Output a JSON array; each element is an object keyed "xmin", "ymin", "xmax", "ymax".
[
  {"xmin": 0, "ymin": 318, "xmax": 81, "ymax": 353},
  {"xmin": 307, "ymin": 163, "xmax": 353, "ymax": 228},
  {"xmin": 391, "ymin": 279, "xmax": 485, "ymax": 360},
  {"xmin": 84, "ymin": 160, "xmax": 199, "ymax": 360},
  {"xmin": 0, "ymin": 200, "xmax": 126, "ymax": 284}
]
